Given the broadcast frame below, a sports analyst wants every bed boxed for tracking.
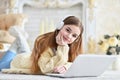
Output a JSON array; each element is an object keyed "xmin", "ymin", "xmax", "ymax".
[{"xmin": 0, "ymin": 70, "xmax": 120, "ymax": 80}]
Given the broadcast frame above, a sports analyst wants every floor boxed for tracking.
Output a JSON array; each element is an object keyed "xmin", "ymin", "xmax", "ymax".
[{"xmin": 0, "ymin": 70, "xmax": 120, "ymax": 80}]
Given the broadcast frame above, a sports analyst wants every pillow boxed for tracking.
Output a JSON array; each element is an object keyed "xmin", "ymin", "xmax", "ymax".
[
  {"xmin": 8, "ymin": 26, "xmax": 28, "ymax": 39},
  {"xmin": 0, "ymin": 30, "xmax": 15, "ymax": 43},
  {"xmin": 0, "ymin": 43, "xmax": 11, "ymax": 59}
]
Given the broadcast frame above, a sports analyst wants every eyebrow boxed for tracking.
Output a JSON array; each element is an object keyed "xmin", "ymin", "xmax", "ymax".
[
  {"xmin": 67, "ymin": 27, "xmax": 72, "ymax": 32},
  {"xmin": 67, "ymin": 27, "xmax": 79, "ymax": 36}
]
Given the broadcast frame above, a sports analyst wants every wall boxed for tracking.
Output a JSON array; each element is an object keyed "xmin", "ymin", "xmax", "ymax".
[
  {"xmin": 95, "ymin": 0, "xmax": 120, "ymax": 41},
  {"xmin": 86, "ymin": 0, "xmax": 120, "ymax": 53},
  {"xmin": 0, "ymin": 0, "xmax": 8, "ymax": 14},
  {"xmin": 22, "ymin": 1, "xmax": 86, "ymax": 49},
  {"xmin": 1, "ymin": 0, "xmax": 120, "ymax": 53},
  {"xmin": 0, "ymin": 0, "xmax": 88, "ymax": 51}
]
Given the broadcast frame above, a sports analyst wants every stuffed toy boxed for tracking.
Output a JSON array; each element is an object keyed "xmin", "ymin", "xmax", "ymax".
[
  {"xmin": 0, "ymin": 43, "xmax": 4, "ymax": 50},
  {"xmin": 0, "ymin": 13, "xmax": 28, "ymax": 43},
  {"xmin": 0, "ymin": 25, "xmax": 30, "ymax": 71},
  {"xmin": 0, "ymin": 13, "xmax": 29, "ymax": 60},
  {"xmin": 0, "ymin": 13, "xmax": 28, "ymax": 30},
  {"xmin": 0, "ymin": 30, "xmax": 15, "ymax": 43}
]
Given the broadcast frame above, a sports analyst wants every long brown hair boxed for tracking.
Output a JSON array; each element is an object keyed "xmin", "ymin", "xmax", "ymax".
[{"xmin": 31, "ymin": 16, "xmax": 83, "ymax": 73}]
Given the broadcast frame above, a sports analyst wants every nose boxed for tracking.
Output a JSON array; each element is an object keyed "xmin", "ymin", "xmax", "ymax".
[{"xmin": 67, "ymin": 34, "xmax": 72, "ymax": 39}]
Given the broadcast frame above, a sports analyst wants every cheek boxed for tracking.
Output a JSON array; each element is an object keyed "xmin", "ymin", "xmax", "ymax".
[
  {"xmin": 69, "ymin": 38, "xmax": 76, "ymax": 44},
  {"xmin": 72, "ymin": 38, "xmax": 76, "ymax": 42},
  {"xmin": 59, "ymin": 30, "xmax": 67, "ymax": 35}
]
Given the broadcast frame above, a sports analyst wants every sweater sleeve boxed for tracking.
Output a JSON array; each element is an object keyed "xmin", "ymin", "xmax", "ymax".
[
  {"xmin": 64, "ymin": 62, "xmax": 72, "ymax": 70},
  {"xmin": 38, "ymin": 45, "xmax": 69, "ymax": 74}
]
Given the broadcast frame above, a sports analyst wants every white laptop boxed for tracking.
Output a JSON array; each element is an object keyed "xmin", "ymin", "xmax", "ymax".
[{"xmin": 46, "ymin": 54, "xmax": 116, "ymax": 78}]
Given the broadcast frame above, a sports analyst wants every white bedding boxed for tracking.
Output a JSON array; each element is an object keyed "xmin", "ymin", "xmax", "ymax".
[{"xmin": 0, "ymin": 70, "xmax": 120, "ymax": 80}]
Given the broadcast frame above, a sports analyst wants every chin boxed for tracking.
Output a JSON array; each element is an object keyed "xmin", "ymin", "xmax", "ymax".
[{"xmin": 68, "ymin": 43, "xmax": 71, "ymax": 45}]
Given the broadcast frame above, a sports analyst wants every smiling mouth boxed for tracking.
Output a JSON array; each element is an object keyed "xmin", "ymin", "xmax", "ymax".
[{"xmin": 63, "ymin": 36, "xmax": 70, "ymax": 42}]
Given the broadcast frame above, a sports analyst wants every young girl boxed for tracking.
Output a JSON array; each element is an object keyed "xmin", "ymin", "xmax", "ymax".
[{"xmin": 2, "ymin": 16, "xmax": 83, "ymax": 74}]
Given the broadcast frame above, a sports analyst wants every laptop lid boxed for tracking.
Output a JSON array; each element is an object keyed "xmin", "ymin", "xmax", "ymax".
[
  {"xmin": 64, "ymin": 54, "xmax": 116, "ymax": 77},
  {"xmin": 46, "ymin": 54, "xmax": 116, "ymax": 78}
]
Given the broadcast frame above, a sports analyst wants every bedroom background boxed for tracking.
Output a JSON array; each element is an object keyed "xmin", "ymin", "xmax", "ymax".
[{"xmin": 0, "ymin": 0, "xmax": 120, "ymax": 55}]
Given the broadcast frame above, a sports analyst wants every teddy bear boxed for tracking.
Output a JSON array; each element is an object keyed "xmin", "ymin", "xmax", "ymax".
[
  {"xmin": 0, "ymin": 13, "xmax": 28, "ymax": 30},
  {"xmin": 0, "ymin": 30, "xmax": 15, "ymax": 43},
  {"xmin": 0, "ymin": 13, "xmax": 28, "ymax": 43},
  {"xmin": 0, "ymin": 13, "xmax": 29, "ymax": 58}
]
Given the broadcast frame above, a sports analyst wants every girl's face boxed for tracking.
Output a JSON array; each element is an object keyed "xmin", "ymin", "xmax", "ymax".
[{"xmin": 56, "ymin": 25, "xmax": 81, "ymax": 45}]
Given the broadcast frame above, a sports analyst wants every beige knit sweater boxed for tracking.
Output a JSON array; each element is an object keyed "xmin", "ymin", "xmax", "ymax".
[{"xmin": 2, "ymin": 45, "xmax": 72, "ymax": 74}]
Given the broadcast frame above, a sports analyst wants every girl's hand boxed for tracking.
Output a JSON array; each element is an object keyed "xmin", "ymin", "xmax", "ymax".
[
  {"xmin": 53, "ymin": 66, "xmax": 67, "ymax": 74},
  {"xmin": 56, "ymin": 34, "xmax": 67, "ymax": 46}
]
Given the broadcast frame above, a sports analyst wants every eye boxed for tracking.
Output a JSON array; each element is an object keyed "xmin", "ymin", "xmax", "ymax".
[
  {"xmin": 72, "ymin": 34, "xmax": 77, "ymax": 38},
  {"xmin": 66, "ymin": 28, "xmax": 71, "ymax": 33}
]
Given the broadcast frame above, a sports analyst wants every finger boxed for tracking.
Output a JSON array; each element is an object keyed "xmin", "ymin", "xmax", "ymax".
[
  {"xmin": 59, "ymin": 34, "xmax": 65, "ymax": 45},
  {"xmin": 53, "ymin": 66, "xmax": 62, "ymax": 72},
  {"xmin": 53, "ymin": 67, "xmax": 60, "ymax": 72},
  {"xmin": 59, "ymin": 69, "xmax": 66, "ymax": 74},
  {"xmin": 57, "ymin": 67, "xmax": 66, "ymax": 74},
  {"xmin": 56, "ymin": 34, "xmax": 62, "ymax": 45},
  {"xmin": 57, "ymin": 35, "xmax": 60, "ymax": 41},
  {"xmin": 53, "ymin": 67, "xmax": 58, "ymax": 72},
  {"xmin": 56, "ymin": 66, "xmax": 65, "ymax": 72},
  {"xmin": 57, "ymin": 35, "xmax": 61, "ymax": 42},
  {"xmin": 59, "ymin": 34, "xmax": 68, "ymax": 46},
  {"xmin": 56, "ymin": 36, "xmax": 59, "ymax": 42}
]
